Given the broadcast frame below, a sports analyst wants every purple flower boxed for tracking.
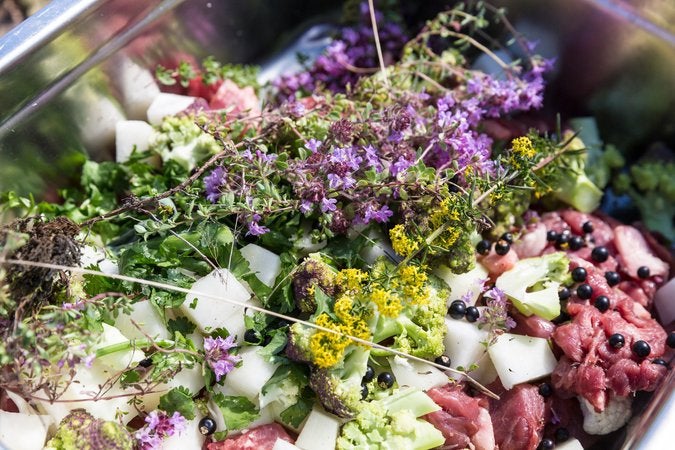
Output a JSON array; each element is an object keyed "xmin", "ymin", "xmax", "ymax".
[
  {"xmin": 135, "ymin": 411, "xmax": 187, "ymax": 449},
  {"xmin": 390, "ymin": 156, "xmax": 413, "ymax": 177},
  {"xmin": 362, "ymin": 145, "xmax": 382, "ymax": 172},
  {"xmin": 320, "ymin": 197, "xmax": 337, "ymax": 213},
  {"xmin": 330, "ymin": 147, "xmax": 362, "ymax": 171},
  {"xmin": 305, "ymin": 138, "xmax": 322, "ymax": 153},
  {"xmin": 204, "ymin": 167, "xmax": 227, "ymax": 203},
  {"xmin": 204, "ymin": 335, "xmax": 241, "ymax": 382},
  {"xmin": 299, "ymin": 200, "xmax": 313, "ymax": 215},
  {"xmin": 363, "ymin": 204, "xmax": 393, "ymax": 224},
  {"xmin": 83, "ymin": 354, "xmax": 95, "ymax": 368},
  {"xmin": 484, "ymin": 286, "xmax": 506, "ymax": 305}
]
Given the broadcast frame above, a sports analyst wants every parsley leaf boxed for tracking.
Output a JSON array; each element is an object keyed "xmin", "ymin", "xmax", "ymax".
[
  {"xmin": 159, "ymin": 387, "xmax": 196, "ymax": 420},
  {"xmin": 211, "ymin": 393, "xmax": 259, "ymax": 430}
]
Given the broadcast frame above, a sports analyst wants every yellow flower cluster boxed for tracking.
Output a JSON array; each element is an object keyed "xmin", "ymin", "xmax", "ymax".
[
  {"xmin": 512, "ymin": 136, "xmax": 536, "ymax": 158},
  {"xmin": 335, "ymin": 268, "xmax": 368, "ymax": 293},
  {"xmin": 308, "ymin": 298, "xmax": 372, "ymax": 369},
  {"xmin": 389, "ymin": 224, "xmax": 419, "ymax": 257},
  {"xmin": 398, "ymin": 264, "xmax": 430, "ymax": 304},
  {"xmin": 370, "ymin": 286, "xmax": 403, "ymax": 318}
]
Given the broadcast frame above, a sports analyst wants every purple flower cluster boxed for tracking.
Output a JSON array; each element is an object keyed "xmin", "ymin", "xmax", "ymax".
[
  {"xmin": 203, "ymin": 335, "xmax": 241, "ymax": 381},
  {"xmin": 480, "ymin": 286, "xmax": 516, "ymax": 330},
  {"xmin": 135, "ymin": 411, "xmax": 187, "ymax": 450},
  {"xmin": 273, "ymin": 4, "xmax": 407, "ymax": 100},
  {"xmin": 204, "ymin": 166, "xmax": 227, "ymax": 203}
]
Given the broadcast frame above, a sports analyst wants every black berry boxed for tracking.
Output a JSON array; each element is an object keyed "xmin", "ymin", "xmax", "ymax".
[
  {"xmin": 591, "ymin": 246, "xmax": 609, "ymax": 263},
  {"xmin": 593, "ymin": 295, "xmax": 610, "ymax": 312},
  {"xmin": 244, "ymin": 329, "xmax": 259, "ymax": 344},
  {"xmin": 571, "ymin": 267, "xmax": 587, "ymax": 283},
  {"xmin": 138, "ymin": 358, "xmax": 153, "ymax": 368},
  {"xmin": 465, "ymin": 306, "xmax": 480, "ymax": 323},
  {"xmin": 377, "ymin": 372, "xmax": 395, "ymax": 389},
  {"xmin": 605, "ymin": 271, "xmax": 621, "ymax": 286},
  {"xmin": 609, "ymin": 333, "xmax": 625, "ymax": 349},
  {"xmin": 652, "ymin": 358, "xmax": 668, "ymax": 367},
  {"xmin": 555, "ymin": 427, "xmax": 570, "ymax": 443},
  {"xmin": 558, "ymin": 287, "xmax": 571, "ymax": 301},
  {"xmin": 495, "ymin": 239, "xmax": 510, "ymax": 256},
  {"xmin": 632, "ymin": 340, "xmax": 651, "ymax": 358},
  {"xmin": 501, "ymin": 232, "xmax": 514, "ymax": 244},
  {"xmin": 476, "ymin": 239, "xmax": 491, "ymax": 255},
  {"xmin": 361, "ymin": 384, "xmax": 369, "ymax": 399},
  {"xmin": 363, "ymin": 365, "xmax": 375, "ymax": 382},
  {"xmin": 448, "ymin": 300, "xmax": 467, "ymax": 319},
  {"xmin": 582, "ymin": 221, "xmax": 594, "ymax": 234},
  {"xmin": 667, "ymin": 331, "xmax": 675, "ymax": 349},
  {"xmin": 537, "ymin": 438, "xmax": 555, "ymax": 450},
  {"xmin": 569, "ymin": 236, "xmax": 585, "ymax": 251},
  {"xmin": 538, "ymin": 382, "xmax": 553, "ymax": 397},
  {"xmin": 576, "ymin": 283, "xmax": 593, "ymax": 299},
  {"xmin": 637, "ymin": 266, "xmax": 650, "ymax": 279},
  {"xmin": 199, "ymin": 417, "xmax": 217, "ymax": 435},
  {"xmin": 435, "ymin": 355, "xmax": 452, "ymax": 367},
  {"xmin": 555, "ymin": 233, "xmax": 570, "ymax": 248},
  {"xmin": 546, "ymin": 230, "xmax": 559, "ymax": 242}
]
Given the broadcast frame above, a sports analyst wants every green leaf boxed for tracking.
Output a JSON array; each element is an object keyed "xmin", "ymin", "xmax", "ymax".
[
  {"xmin": 167, "ymin": 316, "xmax": 196, "ymax": 336},
  {"xmin": 279, "ymin": 394, "xmax": 314, "ymax": 428},
  {"xmin": 212, "ymin": 393, "xmax": 259, "ymax": 430},
  {"xmin": 256, "ymin": 328, "xmax": 288, "ymax": 362},
  {"xmin": 159, "ymin": 387, "xmax": 196, "ymax": 420}
]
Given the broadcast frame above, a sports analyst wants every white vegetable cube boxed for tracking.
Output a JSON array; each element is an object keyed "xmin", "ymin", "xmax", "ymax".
[
  {"xmin": 162, "ymin": 412, "xmax": 206, "ymax": 450},
  {"xmin": 273, "ymin": 438, "xmax": 303, "ymax": 450},
  {"xmin": 94, "ymin": 324, "xmax": 144, "ymax": 371},
  {"xmin": 295, "ymin": 406, "xmax": 342, "ymax": 450},
  {"xmin": 555, "ymin": 438, "xmax": 585, "ymax": 450},
  {"xmin": 444, "ymin": 318, "xmax": 490, "ymax": 377},
  {"xmin": 488, "ymin": 333, "xmax": 557, "ymax": 389},
  {"xmin": 240, "ymin": 244, "xmax": 282, "ymax": 287},
  {"xmin": 435, "ymin": 263, "xmax": 488, "ymax": 306},
  {"xmin": 220, "ymin": 346, "xmax": 279, "ymax": 400},
  {"xmin": 114, "ymin": 300, "xmax": 169, "ymax": 341},
  {"xmin": 0, "ymin": 411, "xmax": 52, "ymax": 450},
  {"xmin": 388, "ymin": 356, "xmax": 449, "ymax": 391},
  {"xmin": 147, "ymin": 93, "xmax": 198, "ymax": 125},
  {"xmin": 117, "ymin": 59, "xmax": 161, "ymax": 119},
  {"xmin": 181, "ymin": 269, "xmax": 252, "ymax": 340},
  {"xmin": 115, "ymin": 120, "xmax": 155, "ymax": 163}
]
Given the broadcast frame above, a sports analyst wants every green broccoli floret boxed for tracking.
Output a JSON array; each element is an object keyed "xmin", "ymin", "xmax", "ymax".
[
  {"xmin": 292, "ymin": 254, "xmax": 337, "ymax": 313},
  {"xmin": 309, "ymin": 345, "xmax": 371, "ymax": 418},
  {"xmin": 285, "ymin": 322, "xmax": 314, "ymax": 364},
  {"xmin": 45, "ymin": 409, "xmax": 133, "ymax": 450},
  {"xmin": 336, "ymin": 388, "xmax": 445, "ymax": 450},
  {"xmin": 613, "ymin": 160, "xmax": 675, "ymax": 242},
  {"xmin": 150, "ymin": 115, "xmax": 220, "ymax": 171},
  {"xmin": 495, "ymin": 252, "xmax": 570, "ymax": 320},
  {"xmin": 441, "ymin": 232, "xmax": 476, "ymax": 275},
  {"xmin": 550, "ymin": 133, "xmax": 604, "ymax": 213}
]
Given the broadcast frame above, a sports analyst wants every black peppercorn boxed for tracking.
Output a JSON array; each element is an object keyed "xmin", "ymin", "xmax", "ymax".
[
  {"xmin": 571, "ymin": 267, "xmax": 587, "ymax": 283},
  {"xmin": 609, "ymin": 333, "xmax": 625, "ymax": 349},
  {"xmin": 576, "ymin": 283, "xmax": 593, "ymax": 299},
  {"xmin": 582, "ymin": 221, "xmax": 594, "ymax": 234},
  {"xmin": 558, "ymin": 287, "xmax": 571, "ymax": 301},
  {"xmin": 593, "ymin": 295, "xmax": 610, "ymax": 312},
  {"xmin": 377, "ymin": 372, "xmax": 395, "ymax": 389},
  {"xmin": 632, "ymin": 340, "xmax": 651, "ymax": 358},
  {"xmin": 605, "ymin": 271, "xmax": 621, "ymax": 286},
  {"xmin": 495, "ymin": 239, "xmax": 510, "ymax": 255},
  {"xmin": 546, "ymin": 230, "xmax": 558, "ymax": 242},
  {"xmin": 465, "ymin": 306, "xmax": 480, "ymax": 323},
  {"xmin": 569, "ymin": 236, "xmax": 585, "ymax": 251},
  {"xmin": 591, "ymin": 246, "xmax": 609, "ymax": 263},
  {"xmin": 637, "ymin": 266, "xmax": 650, "ymax": 279},
  {"xmin": 448, "ymin": 300, "xmax": 467, "ymax": 319},
  {"xmin": 476, "ymin": 239, "xmax": 491, "ymax": 255},
  {"xmin": 501, "ymin": 232, "xmax": 514, "ymax": 244},
  {"xmin": 199, "ymin": 417, "xmax": 217, "ymax": 435}
]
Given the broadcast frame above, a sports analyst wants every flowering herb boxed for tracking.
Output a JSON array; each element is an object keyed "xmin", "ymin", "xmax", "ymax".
[
  {"xmin": 135, "ymin": 410, "xmax": 187, "ymax": 450},
  {"xmin": 203, "ymin": 335, "xmax": 242, "ymax": 382}
]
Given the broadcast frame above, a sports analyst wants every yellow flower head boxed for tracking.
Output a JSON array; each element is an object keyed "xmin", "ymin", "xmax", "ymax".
[
  {"xmin": 389, "ymin": 224, "xmax": 419, "ymax": 257},
  {"xmin": 334, "ymin": 295, "xmax": 355, "ymax": 323},
  {"xmin": 335, "ymin": 268, "xmax": 368, "ymax": 293},
  {"xmin": 370, "ymin": 287, "xmax": 403, "ymax": 318},
  {"xmin": 512, "ymin": 136, "xmax": 536, "ymax": 159}
]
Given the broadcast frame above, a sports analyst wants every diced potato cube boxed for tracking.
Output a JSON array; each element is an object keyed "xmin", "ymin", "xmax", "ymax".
[{"xmin": 488, "ymin": 333, "xmax": 557, "ymax": 389}]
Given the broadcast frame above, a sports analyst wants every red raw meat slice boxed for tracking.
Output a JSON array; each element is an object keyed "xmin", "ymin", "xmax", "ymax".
[
  {"xmin": 560, "ymin": 210, "xmax": 614, "ymax": 246},
  {"xmin": 425, "ymin": 384, "xmax": 494, "ymax": 450},
  {"xmin": 511, "ymin": 310, "xmax": 556, "ymax": 339},
  {"xmin": 207, "ymin": 423, "xmax": 293, "ymax": 450},
  {"xmin": 480, "ymin": 248, "xmax": 519, "ymax": 277},
  {"xmin": 614, "ymin": 225, "xmax": 669, "ymax": 279},
  {"xmin": 489, "ymin": 384, "xmax": 545, "ymax": 450},
  {"xmin": 187, "ymin": 75, "xmax": 223, "ymax": 102},
  {"xmin": 209, "ymin": 79, "xmax": 261, "ymax": 118}
]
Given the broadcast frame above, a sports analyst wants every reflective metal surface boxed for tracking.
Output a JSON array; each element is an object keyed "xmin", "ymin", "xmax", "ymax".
[{"xmin": 0, "ymin": 1, "xmax": 672, "ymax": 449}]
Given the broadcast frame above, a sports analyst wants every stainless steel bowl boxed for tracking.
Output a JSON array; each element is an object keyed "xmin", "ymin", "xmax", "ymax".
[{"xmin": 0, "ymin": 1, "xmax": 673, "ymax": 449}]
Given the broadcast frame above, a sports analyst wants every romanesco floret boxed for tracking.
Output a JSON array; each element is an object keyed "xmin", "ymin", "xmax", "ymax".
[
  {"xmin": 150, "ymin": 115, "xmax": 220, "ymax": 170},
  {"xmin": 613, "ymin": 159, "xmax": 675, "ymax": 242},
  {"xmin": 45, "ymin": 409, "xmax": 133, "ymax": 450},
  {"xmin": 495, "ymin": 252, "xmax": 570, "ymax": 320},
  {"xmin": 336, "ymin": 388, "xmax": 444, "ymax": 450},
  {"xmin": 292, "ymin": 254, "xmax": 337, "ymax": 313},
  {"xmin": 309, "ymin": 345, "xmax": 371, "ymax": 418}
]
